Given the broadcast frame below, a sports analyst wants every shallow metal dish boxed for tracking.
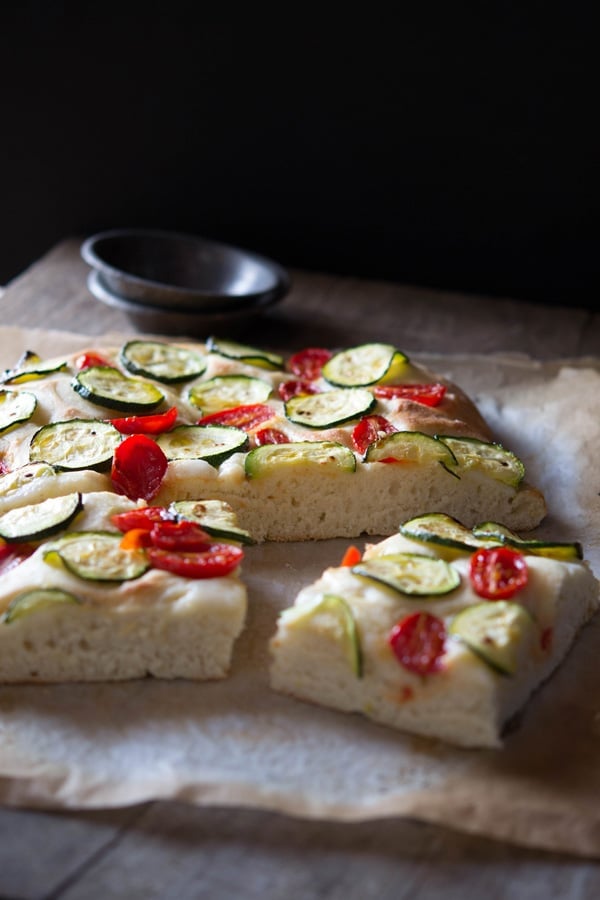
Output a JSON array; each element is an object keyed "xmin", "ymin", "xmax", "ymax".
[
  {"xmin": 81, "ymin": 228, "xmax": 290, "ymax": 311},
  {"xmin": 86, "ymin": 270, "xmax": 281, "ymax": 337}
]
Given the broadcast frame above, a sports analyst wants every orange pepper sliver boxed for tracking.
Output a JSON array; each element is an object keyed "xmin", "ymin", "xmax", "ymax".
[
  {"xmin": 340, "ymin": 545, "xmax": 362, "ymax": 567},
  {"xmin": 120, "ymin": 528, "xmax": 151, "ymax": 550}
]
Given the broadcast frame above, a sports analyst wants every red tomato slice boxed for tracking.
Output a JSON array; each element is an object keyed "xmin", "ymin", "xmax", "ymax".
[
  {"xmin": 111, "ymin": 406, "xmax": 178, "ymax": 435},
  {"xmin": 149, "ymin": 520, "xmax": 211, "ymax": 552},
  {"xmin": 0, "ymin": 542, "xmax": 34, "ymax": 574},
  {"xmin": 389, "ymin": 612, "xmax": 447, "ymax": 675},
  {"xmin": 469, "ymin": 546, "xmax": 528, "ymax": 600},
  {"xmin": 254, "ymin": 427, "xmax": 290, "ymax": 446},
  {"xmin": 351, "ymin": 414, "xmax": 397, "ymax": 454},
  {"xmin": 147, "ymin": 544, "xmax": 244, "ymax": 579},
  {"xmin": 287, "ymin": 347, "xmax": 332, "ymax": 379},
  {"xmin": 196, "ymin": 404, "xmax": 275, "ymax": 431},
  {"xmin": 277, "ymin": 379, "xmax": 320, "ymax": 401},
  {"xmin": 373, "ymin": 383, "xmax": 447, "ymax": 407},
  {"xmin": 111, "ymin": 435, "xmax": 168, "ymax": 502},
  {"xmin": 75, "ymin": 351, "xmax": 114, "ymax": 370},
  {"xmin": 111, "ymin": 506, "xmax": 173, "ymax": 532}
]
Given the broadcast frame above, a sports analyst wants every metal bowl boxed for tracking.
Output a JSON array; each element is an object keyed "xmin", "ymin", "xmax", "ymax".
[
  {"xmin": 86, "ymin": 270, "xmax": 281, "ymax": 337},
  {"xmin": 80, "ymin": 228, "xmax": 290, "ymax": 312}
]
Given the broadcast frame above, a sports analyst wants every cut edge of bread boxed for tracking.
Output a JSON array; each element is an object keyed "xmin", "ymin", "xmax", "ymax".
[{"xmin": 155, "ymin": 457, "xmax": 547, "ymax": 542}]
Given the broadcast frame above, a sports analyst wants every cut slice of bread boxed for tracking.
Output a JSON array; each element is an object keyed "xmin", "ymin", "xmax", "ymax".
[
  {"xmin": 270, "ymin": 528, "xmax": 599, "ymax": 747},
  {"xmin": 0, "ymin": 491, "xmax": 247, "ymax": 683}
]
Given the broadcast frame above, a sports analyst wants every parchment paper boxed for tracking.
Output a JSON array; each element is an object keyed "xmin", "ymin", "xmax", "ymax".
[{"xmin": 1, "ymin": 328, "xmax": 600, "ymax": 858}]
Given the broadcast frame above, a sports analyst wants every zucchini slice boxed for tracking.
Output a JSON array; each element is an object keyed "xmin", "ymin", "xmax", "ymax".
[
  {"xmin": 120, "ymin": 340, "xmax": 207, "ymax": 383},
  {"xmin": 188, "ymin": 374, "xmax": 272, "ymax": 415},
  {"xmin": 0, "ymin": 462, "xmax": 57, "ymax": 498},
  {"xmin": 0, "ymin": 491, "xmax": 83, "ymax": 542},
  {"xmin": 438, "ymin": 436, "xmax": 525, "ymax": 488},
  {"xmin": 170, "ymin": 499, "xmax": 254, "ymax": 544},
  {"xmin": 400, "ymin": 513, "xmax": 501, "ymax": 555},
  {"xmin": 449, "ymin": 601, "xmax": 535, "ymax": 676},
  {"xmin": 44, "ymin": 531, "xmax": 149, "ymax": 581},
  {"xmin": 322, "ymin": 343, "xmax": 409, "ymax": 387},
  {"xmin": 5, "ymin": 588, "xmax": 82, "ymax": 624},
  {"xmin": 73, "ymin": 366, "xmax": 165, "ymax": 413},
  {"xmin": 157, "ymin": 424, "xmax": 248, "ymax": 466},
  {"xmin": 353, "ymin": 552, "xmax": 461, "ymax": 597},
  {"xmin": 285, "ymin": 388, "xmax": 375, "ymax": 429},
  {"xmin": 365, "ymin": 431, "xmax": 458, "ymax": 473},
  {"xmin": 280, "ymin": 594, "xmax": 362, "ymax": 677},
  {"xmin": 29, "ymin": 419, "xmax": 121, "ymax": 471},
  {"xmin": 0, "ymin": 389, "xmax": 37, "ymax": 434},
  {"xmin": 206, "ymin": 337, "xmax": 283, "ymax": 370},
  {"xmin": 1, "ymin": 351, "xmax": 68, "ymax": 385},
  {"xmin": 473, "ymin": 522, "xmax": 523, "ymax": 542},
  {"xmin": 472, "ymin": 521, "xmax": 583, "ymax": 561},
  {"xmin": 245, "ymin": 441, "xmax": 357, "ymax": 478}
]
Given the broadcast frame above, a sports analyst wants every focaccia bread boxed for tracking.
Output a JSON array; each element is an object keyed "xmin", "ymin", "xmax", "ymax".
[
  {"xmin": 0, "ymin": 491, "xmax": 248, "ymax": 683},
  {"xmin": 0, "ymin": 337, "xmax": 546, "ymax": 541},
  {"xmin": 270, "ymin": 515, "xmax": 599, "ymax": 747}
]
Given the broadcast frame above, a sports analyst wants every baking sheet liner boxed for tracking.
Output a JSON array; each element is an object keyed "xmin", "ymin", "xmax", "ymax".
[{"xmin": 1, "ymin": 327, "xmax": 600, "ymax": 858}]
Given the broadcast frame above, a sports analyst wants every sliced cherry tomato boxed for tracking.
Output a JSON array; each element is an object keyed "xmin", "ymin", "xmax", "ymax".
[
  {"xmin": 111, "ymin": 506, "xmax": 173, "ymax": 532},
  {"xmin": 389, "ymin": 612, "xmax": 447, "ymax": 675},
  {"xmin": 340, "ymin": 545, "xmax": 362, "ymax": 567},
  {"xmin": 0, "ymin": 541, "xmax": 34, "ymax": 574},
  {"xmin": 111, "ymin": 406, "xmax": 178, "ymax": 435},
  {"xmin": 351, "ymin": 414, "xmax": 397, "ymax": 455},
  {"xmin": 111, "ymin": 435, "xmax": 168, "ymax": 502},
  {"xmin": 254, "ymin": 427, "xmax": 290, "ymax": 446},
  {"xmin": 373, "ymin": 383, "xmax": 447, "ymax": 407},
  {"xmin": 469, "ymin": 546, "xmax": 528, "ymax": 600},
  {"xmin": 149, "ymin": 520, "xmax": 211, "ymax": 552},
  {"xmin": 147, "ymin": 544, "xmax": 244, "ymax": 579},
  {"xmin": 196, "ymin": 404, "xmax": 275, "ymax": 431},
  {"xmin": 277, "ymin": 379, "xmax": 320, "ymax": 402},
  {"xmin": 287, "ymin": 347, "xmax": 332, "ymax": 379},
  {"xmin": 75, "ymin": 351, "xmax": 114, "ymax": 370}
]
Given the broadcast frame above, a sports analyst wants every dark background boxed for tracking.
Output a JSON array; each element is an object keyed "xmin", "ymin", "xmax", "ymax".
[{"xmin": 1, "ymin": 3, "xmax": 598, "ymax": 308}]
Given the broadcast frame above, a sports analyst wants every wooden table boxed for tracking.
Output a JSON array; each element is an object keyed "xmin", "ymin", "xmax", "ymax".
[{"xmin": 1, "ymin": 240, "xmax": 600, "ymax": 899}]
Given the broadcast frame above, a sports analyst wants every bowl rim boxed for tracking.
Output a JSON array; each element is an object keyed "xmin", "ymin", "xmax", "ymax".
[
  {"xmin": 86, "ymin": 270, "xmax": 283, "ymax": 323},
  {"xmin": 80, "ymin": 227, "xmax": 291, "ymax": 301}
]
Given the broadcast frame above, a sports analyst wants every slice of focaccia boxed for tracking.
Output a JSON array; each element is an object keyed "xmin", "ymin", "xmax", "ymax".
[
  {"xmin": 1, "ymin": 338, "xmax": 546, "ymax": 541},
  {"xmin": 270, "ymin": 514, "xmax": 599, "ymax": 747},
  {"xmin": 0, "ymin": 491, "xmax": 248, "ymax": 683}
]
